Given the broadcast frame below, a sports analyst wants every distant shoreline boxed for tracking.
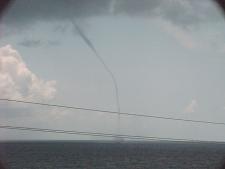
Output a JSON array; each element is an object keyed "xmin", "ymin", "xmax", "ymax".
[{"xmin": 0, "ymin": 140, "xmax": 225, "ymax": 145}]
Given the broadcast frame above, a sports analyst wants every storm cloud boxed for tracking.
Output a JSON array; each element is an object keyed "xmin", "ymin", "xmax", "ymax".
[
  {"xmin": 18, "ymin": 39, "xmax": 60, "ymax": 48},
  {"xmin": 18, "ymin": 39, "xmax": 41, "ymax": 48},
  {"xmin": 2, "ymin": 0, "xmax": 222, "ymax": 29}
]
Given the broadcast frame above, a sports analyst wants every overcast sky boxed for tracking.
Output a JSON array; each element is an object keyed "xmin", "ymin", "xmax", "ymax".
[{"xmin": 1, "ymin": 0, "xmax": 225, "ymax": 141}]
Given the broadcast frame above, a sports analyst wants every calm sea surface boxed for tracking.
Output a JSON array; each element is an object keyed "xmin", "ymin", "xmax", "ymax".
[{"xmin": 0, "ymin": 141, "xmax": 225, "ymax": 169}]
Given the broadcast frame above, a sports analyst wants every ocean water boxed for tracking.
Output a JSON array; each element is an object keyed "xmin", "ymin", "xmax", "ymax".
[{"xmin": 0, "ymin": 141, "xmax": 225, "ymax": 169}]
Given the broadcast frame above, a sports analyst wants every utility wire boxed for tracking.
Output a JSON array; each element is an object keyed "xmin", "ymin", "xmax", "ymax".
[
  {"xmin": 1, "ymin": 98, "xmax": 225, "ymax": 126},
  {"xmin": 0, "ymin": 124, "xmax": 220, "ymax": 143}
]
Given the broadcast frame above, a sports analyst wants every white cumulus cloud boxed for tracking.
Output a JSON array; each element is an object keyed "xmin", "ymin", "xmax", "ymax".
[
  {"xmin": 0, "ymin": 45, "xmax": 56, "ymax": 101},
  {"xmin": 161, "ymin": 21, "xmax": 197, "ymax": 49},
  {"xmin": 184, "ymin": 99, "xmax": 198, "ymax": 113}
]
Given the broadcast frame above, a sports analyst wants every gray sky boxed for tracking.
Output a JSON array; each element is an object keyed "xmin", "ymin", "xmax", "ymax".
[{"xmin": 1, "ymin": 0, "xmax": 225, "ymax": 141}]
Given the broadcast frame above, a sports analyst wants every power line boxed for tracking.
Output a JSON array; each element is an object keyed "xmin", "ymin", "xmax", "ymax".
[
  {"xmin": 1, "ymin": 98, "xmax": 225, "ymax": 126},
  {"xmin": 0, "ymin": 124, "xmax": 220, "ymax": 143}
]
